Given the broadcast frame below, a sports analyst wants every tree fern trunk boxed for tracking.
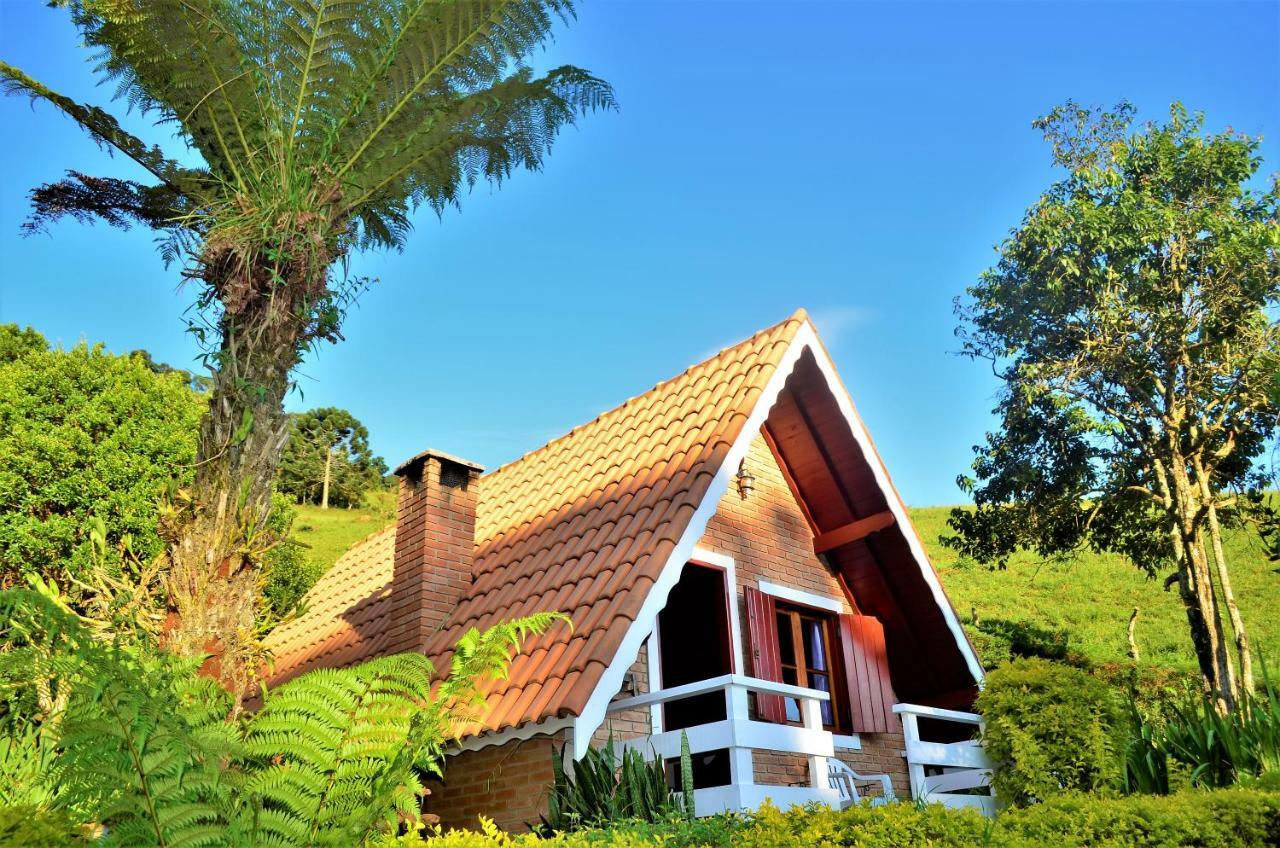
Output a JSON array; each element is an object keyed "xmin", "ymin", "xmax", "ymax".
[{"xmin": 163, "ymin": 264, "xmax": 308, "ymax": 697}]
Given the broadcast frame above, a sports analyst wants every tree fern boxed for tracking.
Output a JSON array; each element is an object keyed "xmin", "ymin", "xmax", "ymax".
[
  {"xmin": 4, "ymin": 0, "xmax": 613, "ymax": 253},
  {"xmin": 1, "ymin": 1, "xmax": 612, "ymax": 687}
]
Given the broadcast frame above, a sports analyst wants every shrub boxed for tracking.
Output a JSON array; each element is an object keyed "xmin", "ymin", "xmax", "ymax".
[
  {"xmin": 542, "ymin": 734, "xmax": 689, "ymax": 831},
  {"xmin": 0, "ymin": 343, "xmax": 203, "ymax": 601},
  {"xmin": 1002, "ymin": 789, "xmax": 1280, "ymax": 848},
  {"xmin": 977, "ymin": 657, "xmax": 1126, "ymax": 804},
  {"xmin": 376, "ymin": 790, "xmax": 1280, "ymax": 848}
]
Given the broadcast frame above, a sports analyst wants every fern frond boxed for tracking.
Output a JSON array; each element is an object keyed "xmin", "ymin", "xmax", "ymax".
[
  {"xmin": 243, "ymin": 653, "xmax": 435, "ymax": 846},
  {"xmin": 0, "ymin": 60, "xmax": 206, "ymax": 198},
  {"xmin": 446, "ymin": 610, "xmax": 571, "ymax": 692}
]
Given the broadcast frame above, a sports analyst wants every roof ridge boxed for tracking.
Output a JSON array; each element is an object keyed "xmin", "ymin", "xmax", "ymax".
[{"xmin": 481, "ymin": 308, "xmax": 810, "ymax": 485}]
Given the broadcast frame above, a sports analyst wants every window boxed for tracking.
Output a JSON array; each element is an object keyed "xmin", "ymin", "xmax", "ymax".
[{"xmin": 774, "ymin": 603, "xmax": 846, "ymax": 732}]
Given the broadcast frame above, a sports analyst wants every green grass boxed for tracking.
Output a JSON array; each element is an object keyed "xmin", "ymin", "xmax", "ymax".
[
  {"xmin": 289, "ymin": 489, "xmax": 396, "ymax": 572},
  {"xmin": 290, "ymin": 495, "xmax": 1280, "ymax": 677},
  {"xmin": 913, "ymin": 505, "xmax": 1280, "ymax": 675}
]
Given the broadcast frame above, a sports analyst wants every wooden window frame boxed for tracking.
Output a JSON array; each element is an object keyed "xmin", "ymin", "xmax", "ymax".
[{"xmin": 773, "ymin": 601, "xmax": 850, "ymax": 734}]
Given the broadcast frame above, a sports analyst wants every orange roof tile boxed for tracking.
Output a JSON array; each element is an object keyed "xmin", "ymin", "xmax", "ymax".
[{"xmin": 263, "ymin": 309, "xmax": 811, "ymax": 737}]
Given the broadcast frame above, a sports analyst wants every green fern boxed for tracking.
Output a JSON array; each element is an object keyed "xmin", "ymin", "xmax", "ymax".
[{"xmin": 0, "ymin": 589, "xmax": 566, "ymax": 846}]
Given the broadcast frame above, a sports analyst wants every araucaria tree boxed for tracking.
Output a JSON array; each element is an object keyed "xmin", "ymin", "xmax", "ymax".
[
  {"xmin": 1, "ymin": 1, "xmax": 612, "ymax": 691},
  {"xmin": 278, "ymin": 407, "xmax": 387, "ymax": 508},
  {"xmin": 948, "ymin": 102, "xmax": 1280, "ymax": 712}
]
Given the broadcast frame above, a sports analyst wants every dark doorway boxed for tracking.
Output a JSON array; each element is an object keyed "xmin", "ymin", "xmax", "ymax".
[{"xmin": 657, "ymin": 562, "xmax": 734, "ymax": 788}]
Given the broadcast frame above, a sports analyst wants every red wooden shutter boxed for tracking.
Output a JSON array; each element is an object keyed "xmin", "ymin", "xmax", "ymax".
[
  {"xmin": 743, "ymin": 586, "xmax": 787, "ymax": 722},
  {"xmin": 839, "ymin": 614, "xmax": 901, "ymax": 734}
]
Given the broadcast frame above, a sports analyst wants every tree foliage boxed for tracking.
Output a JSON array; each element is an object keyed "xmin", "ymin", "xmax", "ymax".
[
  {"xmin": 948, "ymin": 102, "xmax": 1280, "ymax": 710},
  {"xmin": 0, "ymin": 323, "xmax": 48, "ymax": 365},
  {"xmin": 0, "ymin": 588, "xmax": 568, "ymax": 846},
  {"xmin": 278, "ymin": 407, "xmax": 388, "ymax": 508},
  {"xmin": 0, "ymin": 335, "xmax": 320, "ymax": 627}
]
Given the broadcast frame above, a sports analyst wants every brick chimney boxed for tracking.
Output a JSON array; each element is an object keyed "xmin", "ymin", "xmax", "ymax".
[{"xmin": 386, "ymin": 449, "xmax": 484, "ymax": 656}]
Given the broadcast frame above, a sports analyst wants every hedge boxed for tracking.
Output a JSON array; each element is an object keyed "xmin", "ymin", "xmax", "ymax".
[{"xmin": 377, "ymin": 789, "xmax": 1280, "ymax": 848}]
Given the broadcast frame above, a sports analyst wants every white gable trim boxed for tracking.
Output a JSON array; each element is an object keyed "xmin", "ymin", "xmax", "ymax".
[
  {"xmin": 570, "ymin": 320, "xmax": 983, "ymax": 757},
  {"xmin": 447, "ymin": 716, "xmax": 574, "ymax": 755}
]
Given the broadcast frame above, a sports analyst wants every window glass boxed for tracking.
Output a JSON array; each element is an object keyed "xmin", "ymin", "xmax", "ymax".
[
  {"xmin": 776, "ymin": 612, "xmax": 795, "ymax": 665},
  {"xmin": 810, "ymin": 672, "xmax": 834, "ymax": 725}
]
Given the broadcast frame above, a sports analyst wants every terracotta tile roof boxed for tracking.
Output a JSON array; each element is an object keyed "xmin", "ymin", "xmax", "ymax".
[
  {"xmin": 264, "ymin": 526, "xmax": 396, "ymax": 683},
  {"xmin": 264, "ymin": 309, "xmax": 810, "ymax": 737}
]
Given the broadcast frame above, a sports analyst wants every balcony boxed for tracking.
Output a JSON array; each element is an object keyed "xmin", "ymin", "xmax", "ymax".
[{"xmin": 603, "ymin": 675, "xmax": 994, "ymax": 817}]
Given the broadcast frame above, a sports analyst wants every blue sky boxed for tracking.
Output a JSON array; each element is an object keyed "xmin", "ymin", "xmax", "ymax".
[{"xmin": 1, "ymin": 1, "xmax": 1277, "ymax": 506}]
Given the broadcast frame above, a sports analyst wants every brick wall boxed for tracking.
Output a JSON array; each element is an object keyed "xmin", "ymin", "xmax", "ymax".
[
  {"xmin": 424, "ymin": 733, "xmax": 562, "ymax": 832},
  {"xmin": 591, "ymin": 639, "xmax": 651, "ymax": 747},
  {"xmin": 697, "ymin": 434, "xmax": 910, "ymax": 796}
]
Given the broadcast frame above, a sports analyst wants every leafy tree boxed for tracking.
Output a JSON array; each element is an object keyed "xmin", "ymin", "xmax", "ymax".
[
  {"xmin": 128, "ymin": 347, "xmax": 212, "ymax": 391},
  {"xmin": 0, "ymin": 324, "xmax": 48, "ymax": 364},
  {"xmin": 0, "ymin": 343, "xmax": 204, "ymax": 603},
  {"xmin": 1, "ymin": 0, "xmax": 614, "ymax": 689},
  {"xmin": 278, "ymin": 407, "xmax": 387, "ymax": 509},
  {"xmin": 0, "ymin": 588, "xmax": 567, "ymax": 847},
  {"xmin": 948, "ymin": 102, "xmax": 1280, "ymax": 711}
]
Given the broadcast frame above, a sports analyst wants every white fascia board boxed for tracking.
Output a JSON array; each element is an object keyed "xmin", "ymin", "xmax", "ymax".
[
  {"xmin": 571, "ymin": 331, "xmax": 811, "ymax": 759},
  {"xmin": 797, "ymin": 325, "xmax": 985, "ymax": 686}
]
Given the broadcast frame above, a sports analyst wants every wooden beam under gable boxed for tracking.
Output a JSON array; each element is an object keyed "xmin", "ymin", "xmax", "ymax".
[{"xmin": 812, "ymin": 510, "xmax": 896, "ymax": 555}]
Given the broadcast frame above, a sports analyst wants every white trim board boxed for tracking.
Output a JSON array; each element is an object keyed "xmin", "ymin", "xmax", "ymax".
[
  {"xmin": 692, "ymin": 547, "xmax": 746, "ymax": 677},
  {"xmin": 757, "ymin": 579, "xmax": 847, "ymax": 615},
  {"xmin": 570, "ymin": 317, "xmax": 984, "ymax": 758}
]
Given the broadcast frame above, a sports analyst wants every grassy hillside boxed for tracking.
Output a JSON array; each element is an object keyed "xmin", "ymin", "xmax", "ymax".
[
  {"xmin": 289, "ymin": 496, "xmax": 1279, "ymax": 676},
  {"xmin": 289, "ymin": 489, "xmax": 396, "ymax": 571},
  {"xmin": 913, "ymin": 506, "xmax": 1280, "ymax": 675}
]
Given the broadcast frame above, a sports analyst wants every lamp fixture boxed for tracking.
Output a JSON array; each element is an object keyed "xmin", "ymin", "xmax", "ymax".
[{"xmin": 736, "ymin": 460, "xmax": 756, "ymax": 500}]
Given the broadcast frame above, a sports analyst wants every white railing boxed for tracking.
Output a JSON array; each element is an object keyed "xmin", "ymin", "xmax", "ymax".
[
  {"xmin": 605, "ymin": 673, "xmax": 844, "ymax": 816},
  {"xmin": 893, "ymin": 703, "xmax": 997, "ymax": 816}
]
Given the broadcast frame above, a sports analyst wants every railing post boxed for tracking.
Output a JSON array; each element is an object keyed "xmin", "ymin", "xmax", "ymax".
[
  {"xmin": 899, "ymin": 709, "xmax": 925, "ymax": 802},
  {"xmin": 726, "ymin": 682, "xmax": 754, "ymax": 787},
  {"xmin": 800, "ymin": 697, "xmax": 827, "ymax": 792}
]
